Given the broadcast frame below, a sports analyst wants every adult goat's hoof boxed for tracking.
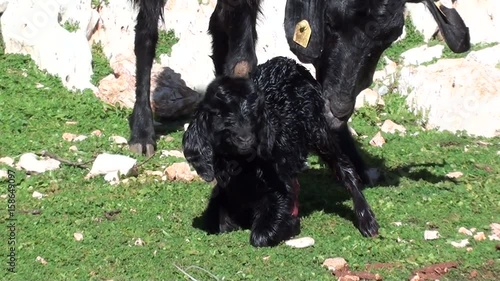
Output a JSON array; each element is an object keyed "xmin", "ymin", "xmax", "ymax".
[
  {"xmin": 357, "ymin": 208, "xmax": 379, "ymax": 238},
  {"xmin": 129, "ymin": 143, "xmax": 155, "ymax": 157}
]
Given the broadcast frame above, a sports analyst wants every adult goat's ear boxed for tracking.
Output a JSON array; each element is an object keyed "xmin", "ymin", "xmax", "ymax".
[
  {"xmin": 256, "ymin": 98, "xmax": 276, "ymax": 160},
  {"xmin": 182, "ymin": 112, "xmax": 215, "ymax": 182},
  {"xmin": 409, "ymin": 0, "xmax": 470, "ymax": 53}
]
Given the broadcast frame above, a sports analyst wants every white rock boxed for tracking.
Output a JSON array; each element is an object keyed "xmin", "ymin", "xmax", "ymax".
[
  {"xmin": 161, "ymin": 150, "xmax": 185, "ymax": 159},
  {"xmin": 134, "ymin": 238, "xmax": 145, "ymax": 246},
  {"xmin": 103, "ymin": 171, "xmax": 120, "ymax": 184},
  {"xmin": 285, "ymin": 236, "xmax": 315, "ymax": 248},
  {"xmin": 59, "ymin": 0, "xmax": 96, "ymax": 40},
  {"xmin": 32, "ymin": 191, "xmax": 44, "ymax": 199},
  {"xmin": 369, "ymin": 132, "xmax": 386, "ymax": 147},
  {"xmin": 109, "ymin": 135, "xmax": 128, "ymax": 145},
  {"xmin": 73, "ymin": 135, "xmax": 88, "ymax": 142},
  {"xmin": 466, "ymin": 45, "xmax": 500, "ymax": 67},
  {"xmin": 73, "ymin": 232, "xmax": 84, "ymax": 241},
  {"xmin": 378, "ymin": 85, "xmax": 389, "ymax": 96},
  {"xmin": 446, "ymin": 171, "xmax": 463, "ymax": 179},
  {"xmin": 1, "ymin": 0, "xmax": 94, "ymax": 91},
  {"xmin": 401, "ymin": 45, "xmax": 444, "ymax": 66},
  {"xmin": 458, "ymin": 227, "xmax": 473, "ymax": 236},
  {"xmin": 398, "ymin": 59, "xmax": 500, "ymax": 138},
  {"xmin": 0, "ymin": 157, "xmax": 15, "ymax": 167},
  {"xmin": 322, "ymin": 257, "xmax": 347, "ymax": 271},
  {"xmin": 455, "ymin": 0, "xmax": 500, "ymax": 44},
  {"xmin": 87, "ymin": 153, "xmax": 137, "ymax": 178},
  {"xmin": 381, "ymin": 120, "xmax": 406, "ymax": 134},
  {"xmin": 0, "ymin": 170, "xmax": 8, "ymax": 179},
  {"xmin": 355, "ymin": 88, "xmax": 381, "ymax": 109},
  {"xmin": 17, "ymin": 153, "xmax": 60, "ymax": 173},
  {"xmin": 450, "ymin": 239, "xmax": 470, "ymax": 248},
  {"xmin": 424, "ymin": 230, "xmax": 440, "ymax": 240},
  {"xmin": 0, "ymin": 0, "xmax": 8, "ymax": 14}
]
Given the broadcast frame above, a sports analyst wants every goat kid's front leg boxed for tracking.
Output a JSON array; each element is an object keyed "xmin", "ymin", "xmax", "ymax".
[
  {"xmin": 209, "ymin": 0, "xmax": 261, "ymax": 78},
  {"xmin": 129, "ymin": 0, "xmax": 163, "ymax": 156}
]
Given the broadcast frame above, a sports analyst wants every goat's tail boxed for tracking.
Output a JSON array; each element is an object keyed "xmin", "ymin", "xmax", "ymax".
[{"xmin": 132, "ymin": 0, "xmax": 166, "ymax": 22}]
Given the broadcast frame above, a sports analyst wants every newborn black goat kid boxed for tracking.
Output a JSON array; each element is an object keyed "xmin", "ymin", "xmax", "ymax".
[{"xmin": 183, "ymin": 57, "xmax": 378, "ymax": 247}]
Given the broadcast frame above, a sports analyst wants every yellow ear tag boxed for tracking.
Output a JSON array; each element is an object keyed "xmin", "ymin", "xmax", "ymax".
[{"xmin": 293, "ymin": 20, "xmax": 312, "ymax": 48}]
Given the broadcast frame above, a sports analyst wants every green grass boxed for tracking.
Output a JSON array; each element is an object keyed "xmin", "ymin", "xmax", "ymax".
[
  {"xmin": 155, "ymin": 30, "xmax": 179, "ymax": 62},
  {"xmin": 90, "ymin": 43, "xmax": 113, "ymax": 86},
  {"xmin": 62, "ymin": 21, "xmax": 80, "ymax": 33},
  {"xmin": 0, "ymin": 29, "xmax": 499, "ymax": 281}
]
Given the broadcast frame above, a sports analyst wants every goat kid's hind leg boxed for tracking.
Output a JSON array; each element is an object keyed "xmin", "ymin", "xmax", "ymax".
[
  {"xmin": 250, "ymin": 187, "xmax": 299, "ymax": 247},
  {"xmin": 209, "ymin": 0, "xmax": 261, "ymax": 77},
  {"xmin": 129, "ymin": 0, "xmax": 164, "ymax": 156}
]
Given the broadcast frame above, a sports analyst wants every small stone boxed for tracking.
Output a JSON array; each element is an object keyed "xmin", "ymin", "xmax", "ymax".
[
  {"xmin": 0, "ymin": 157, "xmax": 15, "ymax": 167},
  {"xmin": 369, "ymin": 132, "xmax": 385, "ymax": 147},
  {"xmin": 165, "ymin": 162, "xmax": 196, "ymax": 182},
  {"xmin": 424, "ymin": 230, "xmax": 440, "ymax": 240},
  {"xmin": 86, "ymin": 153, "xmax": 137, "ymax": 179},
  {"xmin": 161, "ymin": 150, "xmax": 185, "ymax": 159},
  {"xmin": 91, "ymin": 130, "xmax": 103, "ymax": 137},
  {"xmin": 322, "ymin": 257, "xmax": 347, "ymax": 271},
  {"xmin": 451, "ymin": 239, "xmax": 470, "ymax": 248},
  {"xmin": 0, "ymin": 170, "xmax": 8, "ymax": 179},
  {"xmin": 144, "ymin": 170, "xmax": 164, "ymax": 177},
  {"xmin": 73, "ymin": 135, "xmax": 88, "ymax": 142},
  {"xmin": 74, "ymin": 232, "xmax": 84, "ymax": 241},
  {"xmin": 473, "ymin": 232, "xmax": 486, "ymax": 241},
  {"xmin": 285, "ymin": 236, "xmax": 315, "ymax": 248},
  {"xmin": 458, "ymin": 227, "xmax": 473, "ymax": 236},
  {"xmin": 393, "ymin": 222, "xmax": 403, "ymax": 226},
  {"xmin": 446, "ymin": 171, "xmax": 463, "ymax": 179},
  {"xmin": 62, "ymin": 133, "xmax": 77, "ymax": 141},
  {"xmin": 36, "ymin": 256, "xmax": 48, "ymax": 265},
  {"xmin": 378, "ymin": 85, "xmax": 389, "ymax": 96},
  {"xmin": 65, "ymin": 121, "xmax": 78, "ymax": 125},
  {"xmin": 380, "ymin": 119, "xmax": 406, "ymax": 134},
  {"xmin": 109, "ymin": 136, "xmax": 128, "ymax": 145},
  {"xmin": 32, "ymin": 191, "xmax": 44, "ymax": 199},
  {"xmin": 134, "ymin": 238, "xmax": 145, "ymax": 246},
  {"xmin": 339, "ymin": 276, "xmax": 360, "ymax": 281},
  {"xmin": 466, "ymin": 247, "xmax": 473, "ymax": 252},
  {"xmin": 69, "ymin": 146, "xmax": 78, "ymax": 152}
]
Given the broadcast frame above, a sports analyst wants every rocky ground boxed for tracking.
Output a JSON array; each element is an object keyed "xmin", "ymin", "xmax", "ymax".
[{"xmin": 1, "ymin": 0, "xmax": 499, "ymax": 137}]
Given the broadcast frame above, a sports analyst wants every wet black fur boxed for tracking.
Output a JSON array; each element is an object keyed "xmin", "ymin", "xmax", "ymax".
[{"xmin": 182, "ymin": 57, "xmax": 379, "ymax": 247}]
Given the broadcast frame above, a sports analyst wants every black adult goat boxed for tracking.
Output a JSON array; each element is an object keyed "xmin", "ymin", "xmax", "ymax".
[{"xmin": 128, "ymin": 0, "xmax": 470, "ymax": 182}]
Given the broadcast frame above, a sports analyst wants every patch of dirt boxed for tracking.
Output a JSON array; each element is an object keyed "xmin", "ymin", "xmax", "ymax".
[
  {"xmin": 333, "ymin": 264, "xmax": 383, "ymax": 280},
  {"xmin": 365, "ymin": 262, "xmax": 403, "ymax": 271},
  {"xmin": 409, "ymin": 261, "xmax": 458, "ymax": 280}
]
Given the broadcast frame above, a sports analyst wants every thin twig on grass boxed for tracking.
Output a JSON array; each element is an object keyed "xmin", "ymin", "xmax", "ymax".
[
  {"xmin": 37, "ymin": 150, "xmax": 92, "ymax": 169},
  {"xmin": 173, "ymin": 264, "xmax": 220, "ymax": 281}
]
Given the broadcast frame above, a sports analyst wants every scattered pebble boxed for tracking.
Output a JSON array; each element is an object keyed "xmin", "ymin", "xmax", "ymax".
[
  {"xmin": 458, "ymin": 227, "xmax": 473, "ymax": 236},
  {"xmin": 32, "ymin": 191, "xmax": 44, "ymax": 199},
  {"xmin": 466, "ymin": 247, "xmax": 473, "ymax": 252},
  {"xmin": 74, "ymin": 232, "xmax": 84, "ymax": 241},
  {"xmin": 369, "ymin": 132, "xmax": 385, "ymax": 147},
  {"xmin": 424, "ymin": 230, "xmax": 440, "ymax": 240},
  {"xmin": 62, "ymin": 133, "xmax": 77, "ymax": 141},
  {"xmin": 285, "ymin": 236, "xmax": 315, "ymax": 248},
  {"xmin": 162, "ymin": 135, "xmax": 175, "ymax": 142},
  {"xmin": 473, "ymin": 232, "xmax": 486, "ymax": 241},
  {"xmin": 109, "ymin": 136, "xmax": 128, "ymax": 145},
  {"xmin": 446, "ymin": 171, "xmax": 463, "ymax": 179},
  {"xmin": 69, "ymin": 146, "xmax": 78, "ymax": 152},
  {"xmin": 73, "ymin": 135, "xmax": 88, "ymax": 142},
  {"xmin": 134, "ymin": 238, "xmax": 145, "ymax": 246},
  {"xmin": 323, "ymin": 257, "xmax": 347, "ymax": 271},
  {"xmin": 65, "ymin": 121, "xmax": 78, "ymax": 125},
  {"xmin": 380, "ymin": 119, "xmax": 406, "ymax": 134},
  {"xmin": 91, "ymin": 130, "xmax": 103, "ymax": 137},
  {"xmin": 36, "ymin": 256, "xmax": 48, "ymax": 265},
  {"xmin": 144, "ymin": 170, "xmax": 164, "ymax": 177},
  {"xmin": 450, "ymin": 239, "xmax": 470, "ymax": 248},
  {"xmin": 392, "ymin": 222, "xmax": 403, "ymax": 226},
  {"xmin": 0, "ymin": 157, "xmax": 15, "ymax": 167},
  {"xmin": 165, "ymin": 162, "xmax": 197, "ymax": 182},
  {"xmin": 0, "ymin": 170, "xmax": 8, "ymax": 179},
  {"xmin": 161, "ymin": 150, "xmax": 185, "ymax": 159},
  {"xmin": 86, "ymin": 153, "xmax": 137, "ymax": 180}
]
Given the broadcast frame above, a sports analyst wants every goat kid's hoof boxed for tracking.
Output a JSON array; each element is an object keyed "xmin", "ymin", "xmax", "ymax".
[
  {"xmin": 129, "ymin": 143, "xmax": 155, "ymax": 157},
  {"xmin": 357, "ymin": 209, "xmax": 379, "ymax": 238},
  {"xmin": 250, "ymin": 231, "xmax": 280, "ymax": 248}
]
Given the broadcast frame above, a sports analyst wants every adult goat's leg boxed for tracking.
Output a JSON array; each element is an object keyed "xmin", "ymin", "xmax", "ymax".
[
  {"xmin": 209, "ymin": 0, "xmax": 261, "ymax": 77},
  {"xmin": 129, "ymin": 0, "xmax": 164, "ymax": 156}
]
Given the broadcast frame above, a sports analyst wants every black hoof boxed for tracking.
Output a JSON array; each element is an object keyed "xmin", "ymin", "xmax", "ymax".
[
  {"xmin": 357, "ymin": 208, "xmax": 379, "ymax": 237},
  {"xmin": 129, "ymin": 143, "xmax": 155, "ymax": 157}
]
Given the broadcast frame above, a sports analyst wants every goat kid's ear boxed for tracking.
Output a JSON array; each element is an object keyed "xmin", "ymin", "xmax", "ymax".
[
  {"xmin": 182, "ymin": 115, "xmax": 215, "ymax": 182},
  {"xmin": 417, "ymin": 0, "xmax": 470, "ymax": 53}
]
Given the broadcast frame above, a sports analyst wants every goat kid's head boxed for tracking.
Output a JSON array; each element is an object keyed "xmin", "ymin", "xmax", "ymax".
[{"xmin": 182, "ymin": 76, "xmax": 274, "ymax": 182}]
